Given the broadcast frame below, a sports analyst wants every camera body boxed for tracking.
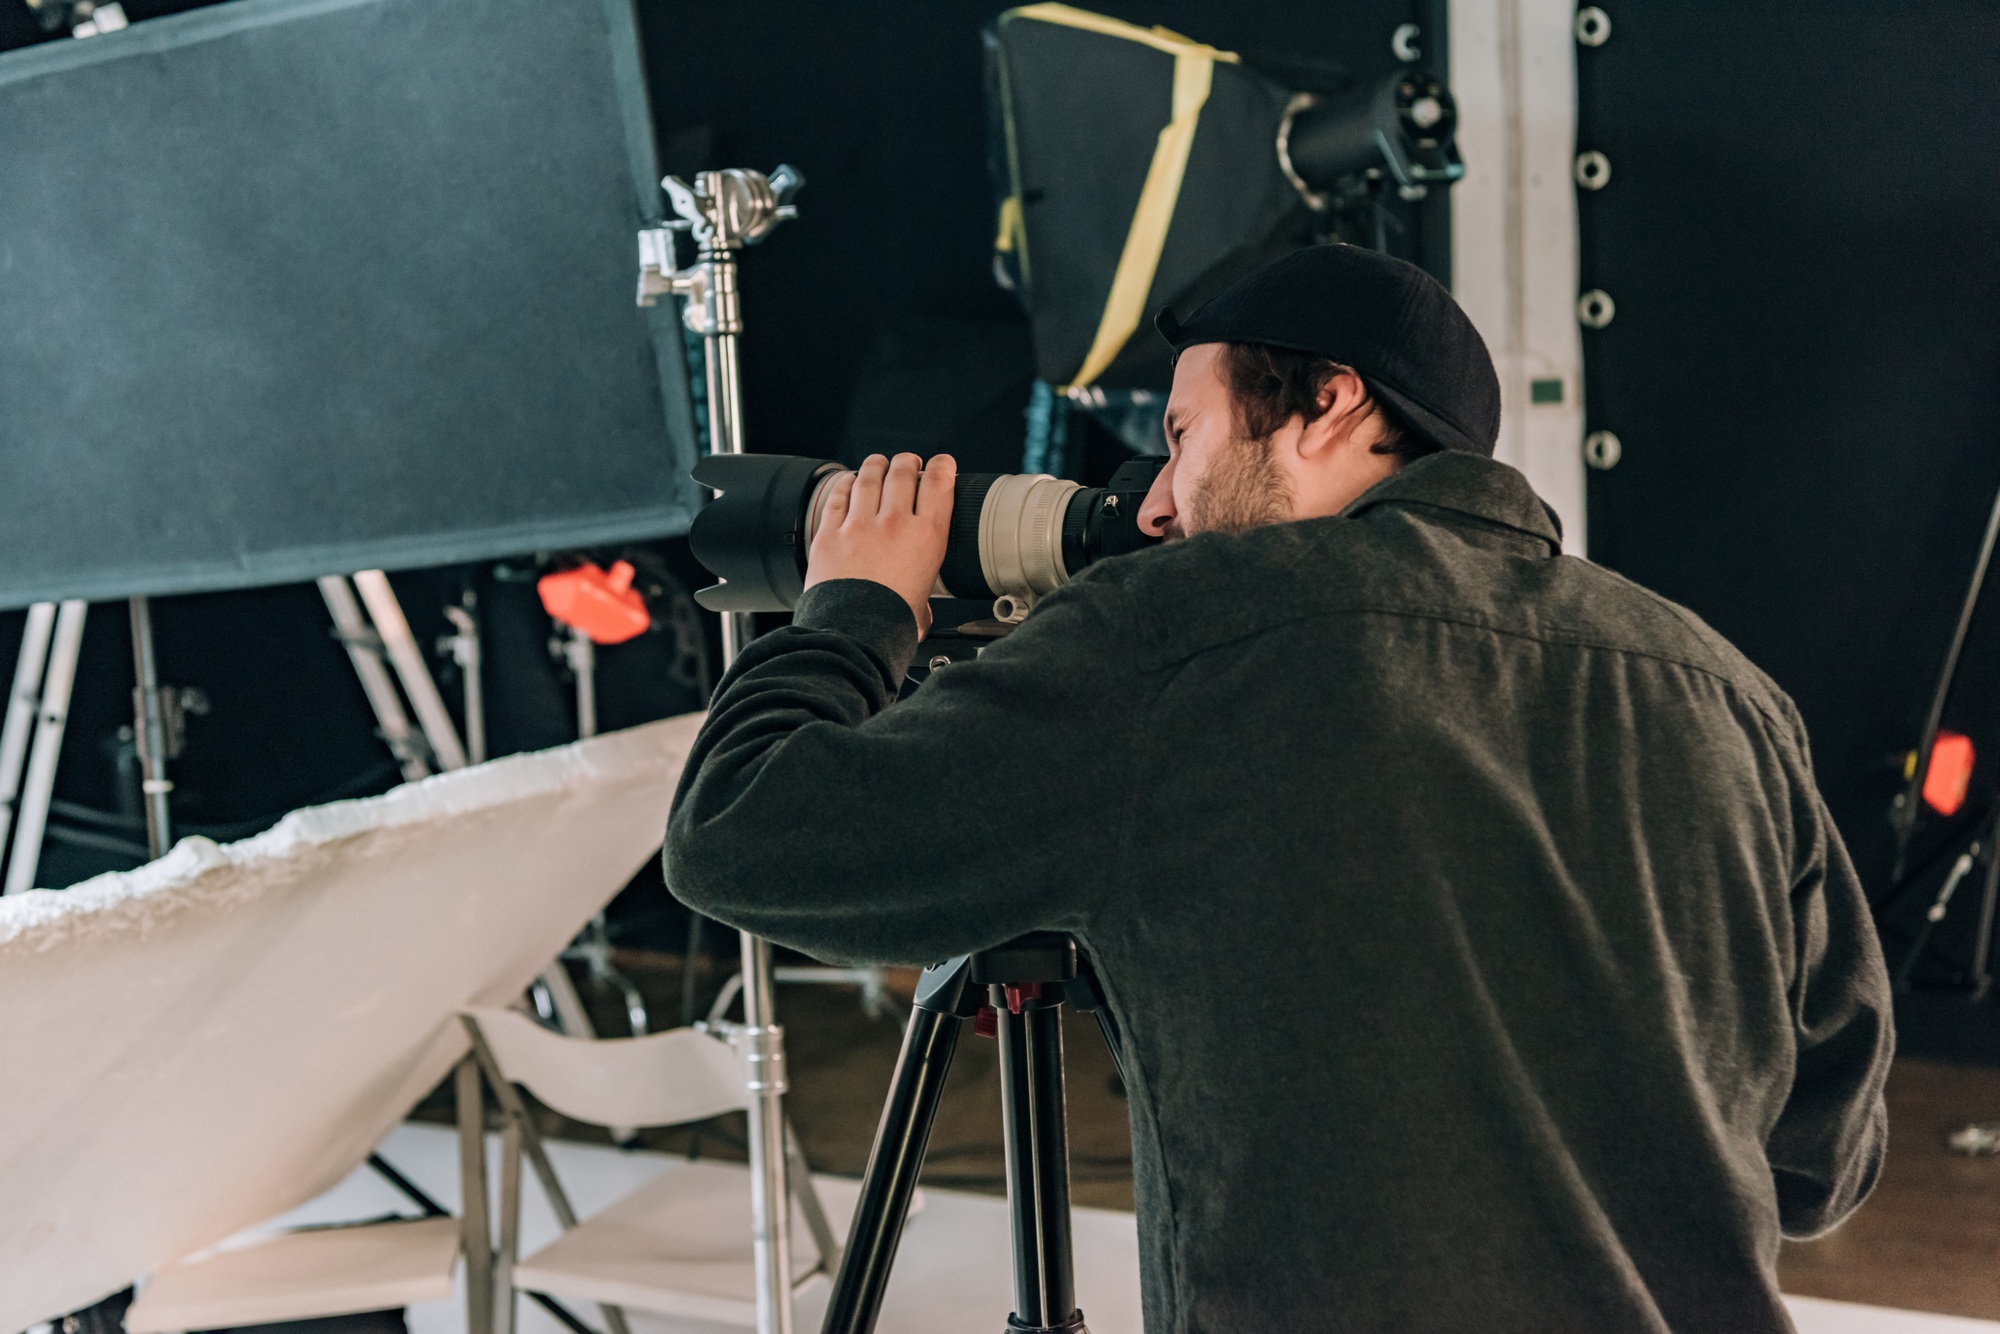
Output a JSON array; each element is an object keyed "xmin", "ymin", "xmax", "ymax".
[{"xmin": 688, "ymin": 455, "xmax": 1168, "ymax": 618}]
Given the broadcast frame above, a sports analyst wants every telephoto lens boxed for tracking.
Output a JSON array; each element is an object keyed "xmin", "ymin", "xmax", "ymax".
[{"xmin": 687, "ymin": 454, "xmax": 1167, "ymax": 616}]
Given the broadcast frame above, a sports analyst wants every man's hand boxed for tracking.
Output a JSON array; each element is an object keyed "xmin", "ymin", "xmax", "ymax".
[{"xmin": 806, "ymin": 452, "xmax": 956, "ymax": 636}]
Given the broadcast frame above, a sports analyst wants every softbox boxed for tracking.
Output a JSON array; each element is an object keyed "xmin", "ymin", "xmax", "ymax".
[
  {"xmin": 0, "ymin": 0, "xmax": 697, "ymax": 610},
  {"xmin": 984, "ymin": 4, "xmax": 1309, "ymax": 392}
]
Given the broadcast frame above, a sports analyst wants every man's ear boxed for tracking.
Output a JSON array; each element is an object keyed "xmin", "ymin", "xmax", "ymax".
[{"xmin": 1298, "ymin": 368, "xmax": 1372, "ymax": 460}]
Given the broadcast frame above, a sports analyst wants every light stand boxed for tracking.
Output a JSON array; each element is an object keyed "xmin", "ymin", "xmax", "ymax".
[
  {"xmin": 639, "ymin": 162, "xmax": 804, "ymax": 1334},
  {"xmin": 1876, "ymin": 481, "xmax": 2000, "ymax": 993}
]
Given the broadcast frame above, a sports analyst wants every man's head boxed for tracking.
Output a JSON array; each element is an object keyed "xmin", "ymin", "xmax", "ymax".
[
  {"xmin": 1137, "ymin": 244, "xmax": 1501, "ymax": 541},
  {"xmin": 1139, "ymin": 342, "xmax": 1433, "ymax": 540}
]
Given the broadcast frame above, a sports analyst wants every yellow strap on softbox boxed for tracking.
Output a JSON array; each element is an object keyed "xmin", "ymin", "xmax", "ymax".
[
  {"xmin": 1003, "ymin": 4, "xmax": 1239, "ymax": 388},
  {"xmin": 995, "ymin": 194, "xmax": 1025, "ymax": 253}
]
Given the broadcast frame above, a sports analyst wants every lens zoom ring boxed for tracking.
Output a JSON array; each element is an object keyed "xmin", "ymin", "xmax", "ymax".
[{"xmin": 941, "ymin": 472, "xmax": 998, "ymax": 598}]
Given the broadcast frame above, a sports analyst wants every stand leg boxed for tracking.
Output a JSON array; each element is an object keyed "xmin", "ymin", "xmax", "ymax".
[
  {"xmin": 352, "ymin": 569, "xmax": 468, "ymax": 771},
  {"xmin": 319, "ymin": 575, "xmax": 431, "ymax": 782},
  {"xmin": 444, "ymin": 596, "xmax": 486, "ymax": 765},
  {"xmin": 1893, "ymin": 841, "xmax": 1984, "ymax": 993},
  {"xmin": 998, "ymin": 993, "xmax": 1084, "ymax": 1334},
  {"xmin": 128, "ymin": 595, "xmax": 173, "ymax": 859},
  {"xmin": 742, "ymin": 930, "xmax": 795, "ymax": 1334},
  {"xmin": 0, "ymin": 602, "xmax": 57, "ymax": 855},
  {"xmin": 1971, "ymin": 828, "xmax": 2000, "ymax": 1000},
  {"xmin": 3, "ymin": 600, "xmax": 86, "ymax": 896},
  {"xmin": 565, "ymin": 626, "xmax": 597, "ymax": 741},
  {"xmin": 822, "ymin": 956, "xmax": 977, "ymax": 1334}
]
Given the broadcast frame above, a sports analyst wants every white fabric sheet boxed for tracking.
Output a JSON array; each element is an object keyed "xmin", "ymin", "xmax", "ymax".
[{"xmin": 0, "ymin": 713, "xmax": 702, "ymax": 1328}]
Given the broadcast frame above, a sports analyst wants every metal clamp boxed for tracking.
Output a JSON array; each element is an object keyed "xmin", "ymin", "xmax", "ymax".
[{"xmin": 734, "ymin": 1023, "xmax": 790, "ymax": 1096}]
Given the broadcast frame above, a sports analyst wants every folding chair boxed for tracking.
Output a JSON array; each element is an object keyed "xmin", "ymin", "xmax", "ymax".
[{"xmin": 460, "ymin": 1006, "xmax": 896, "ymax": 1332}]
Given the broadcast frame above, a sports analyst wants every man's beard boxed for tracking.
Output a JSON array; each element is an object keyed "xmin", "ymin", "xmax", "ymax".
[{"xmin": 1163, "ymin": 433, "xmax": 1294, "ymax": 541}]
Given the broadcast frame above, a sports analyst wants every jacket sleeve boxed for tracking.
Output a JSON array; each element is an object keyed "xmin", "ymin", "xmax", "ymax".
[
  {"xmin": 665, "ymin": 575, "xmax": 1152, "ymax": 966},
  {"xmin": 1767, "ymin": 777, "xmax": 1894, "ymax": 1239}
]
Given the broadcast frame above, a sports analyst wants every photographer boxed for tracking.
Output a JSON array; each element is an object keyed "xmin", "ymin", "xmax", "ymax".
[{"xmin": 667, "ymin": 246, "xmax": 1891, "ymax": 1331}]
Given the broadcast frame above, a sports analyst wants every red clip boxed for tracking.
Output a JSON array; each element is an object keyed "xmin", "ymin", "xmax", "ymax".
[
  {"xmin": 1925, "ymin": 730, "xmax": 1977, "ymax": 817},
  {"xmin": 973, "ymin": 1005, "xmax": 998, "ymax": 1038},
  {"xmin": 1003, "ymin": 982, "xmax": 1041, "ymax": 1015},
  {"xmin": 537, "ymin": 560, "xmax": 651, "ymax": 645}
]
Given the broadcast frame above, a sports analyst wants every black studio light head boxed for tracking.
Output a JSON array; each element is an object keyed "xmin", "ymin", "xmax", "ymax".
[{"xmin": 984, "ymin": 5, "xmax": 1464, "ymax": 393}]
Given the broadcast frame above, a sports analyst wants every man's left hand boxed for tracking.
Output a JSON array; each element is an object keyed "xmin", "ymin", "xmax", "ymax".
[{"xmin": 805, "ymin": 452, "xmax": 956, "ymax": 636}]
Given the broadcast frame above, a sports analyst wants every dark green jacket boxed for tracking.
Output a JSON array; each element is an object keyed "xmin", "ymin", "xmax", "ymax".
[{"xmin": 667, "ymin": 451, "xmax": 1892, "ymax": 1333}]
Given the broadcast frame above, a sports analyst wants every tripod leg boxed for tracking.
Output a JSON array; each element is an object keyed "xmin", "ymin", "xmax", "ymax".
[
  {"xmin": 822, "ymin": 957, "xmax": 976, "ymax": 1334},
  {"xmin": 998, "ymin": 991, "xmax": 1085, "ymax": 1334}
]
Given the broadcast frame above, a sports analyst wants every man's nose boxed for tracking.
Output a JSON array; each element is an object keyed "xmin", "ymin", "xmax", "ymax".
[{"xmin": 1138, "ymin": 464, "xmax": 1177, "ymax": 537}]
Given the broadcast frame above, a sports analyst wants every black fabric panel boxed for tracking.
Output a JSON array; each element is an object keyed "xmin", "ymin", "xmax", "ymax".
[
  {"xmin": 0, "ymin": 0, "xmax": 698, "ymax": 609},
  {"xmin": 1576, "ymin": 1, "xmax": 2000, "ymax": 885}
]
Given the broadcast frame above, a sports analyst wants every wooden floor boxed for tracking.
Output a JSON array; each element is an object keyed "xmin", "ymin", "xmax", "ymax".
[
  {"xmin": 424, "ymin": 952, "xmax": 2000, "ymax": 1316},
  {"xmin": 1783, "ymin": 1058, "xmax": 2000, "ymax": 1319}
]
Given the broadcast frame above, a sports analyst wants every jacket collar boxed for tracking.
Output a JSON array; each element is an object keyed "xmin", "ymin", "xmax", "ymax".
[{"xmin": 1340, "ymin": 451, "xmax": 1564, "ymax": 555}]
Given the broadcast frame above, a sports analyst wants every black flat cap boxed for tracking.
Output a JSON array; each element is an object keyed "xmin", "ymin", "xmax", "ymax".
[{"xmin": 1155, "ymin": 244, "xmax": 1501, "ymax": 457}]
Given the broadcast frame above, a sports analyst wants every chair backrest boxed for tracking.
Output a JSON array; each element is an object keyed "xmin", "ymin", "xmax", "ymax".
[{"xmin": 463, "ymin": 1007, "xmax": 746, "ymax": 1130}]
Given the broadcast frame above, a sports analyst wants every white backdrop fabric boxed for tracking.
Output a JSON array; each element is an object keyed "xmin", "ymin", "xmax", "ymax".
[{"xmin": 0, "ymin": 712, "xmax": 702, "ymax": 1327}]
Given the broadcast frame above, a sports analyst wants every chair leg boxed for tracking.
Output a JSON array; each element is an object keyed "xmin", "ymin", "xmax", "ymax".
[
  {"xmin": 460, "ymin": 1016, "xmax": 633, "ymax": 1334},
  {"xmin": 457, "ymin": 1056, "xmax": 495, "ymax": 1334},
  {"xmin": 496, "ymin": 1114, "xmax": 522, "ymax": 1334}
]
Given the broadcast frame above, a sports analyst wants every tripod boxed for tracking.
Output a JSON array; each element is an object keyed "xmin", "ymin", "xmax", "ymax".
[{"xmin": 822, "ymin": 932, "xmax": 1123, "ymax": 1334}]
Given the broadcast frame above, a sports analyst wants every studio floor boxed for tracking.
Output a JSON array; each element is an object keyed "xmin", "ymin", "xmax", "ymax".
[{"xmin": 395, "ymin": 950, "xmax": 2000, "ymax": 1329}]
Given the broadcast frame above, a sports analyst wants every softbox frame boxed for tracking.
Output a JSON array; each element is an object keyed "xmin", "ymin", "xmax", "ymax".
[{"xmin": 0, "ymin": 0, "xmax": 698, "ymax": 610}]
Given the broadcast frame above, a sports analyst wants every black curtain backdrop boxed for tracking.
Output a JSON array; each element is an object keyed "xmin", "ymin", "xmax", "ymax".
[{"xmin": 1576, "ymin": 2, "xmax": 2000, "ymax": 914}]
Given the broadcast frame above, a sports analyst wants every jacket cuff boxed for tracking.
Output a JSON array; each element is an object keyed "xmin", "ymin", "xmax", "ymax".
[{"xmin": 793, "ymin": 579, "xmax": 922, "ymax": 684}]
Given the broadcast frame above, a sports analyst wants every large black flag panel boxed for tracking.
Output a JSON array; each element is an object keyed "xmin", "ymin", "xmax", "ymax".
[
  {"xmin": 0, "ymin": 0, "xmax": 699, "ymax": 610},
  {"xmin": 1575, "ymin": 2, "xmax": 2000, "ymax": 905}
]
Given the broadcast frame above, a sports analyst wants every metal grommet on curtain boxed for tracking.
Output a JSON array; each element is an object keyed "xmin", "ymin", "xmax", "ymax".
[
  {"xmin": 1575, "ymin": 7, "xmax": 1611, "ymax": 47},
  {"xmin": 1577, "ymin": 289, "xmax": 1617, "ymax": 329},
  {"xmin": 1584, "ymin": 430, "xmax": 1624, "ymax": 470}
]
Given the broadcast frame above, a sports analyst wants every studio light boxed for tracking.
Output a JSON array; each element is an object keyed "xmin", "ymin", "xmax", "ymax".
[{"xmin": 984, "ymin": 4, "xmax": 1464, "ymax": 395}]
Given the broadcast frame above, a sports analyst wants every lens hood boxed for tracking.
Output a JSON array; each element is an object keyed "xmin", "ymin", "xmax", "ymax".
[{"xmin": 689, "ymin": 454, "xmax": 842, "ymax": 611}]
